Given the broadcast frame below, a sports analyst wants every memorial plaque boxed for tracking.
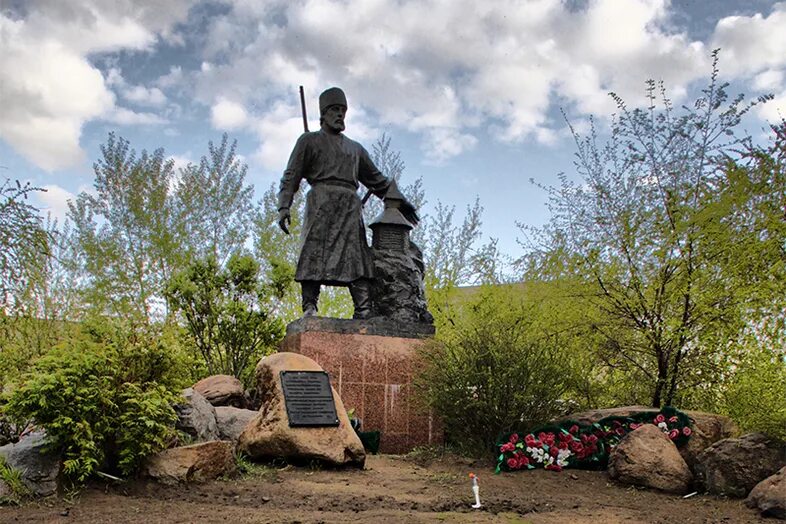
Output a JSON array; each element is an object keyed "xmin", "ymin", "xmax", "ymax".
[{"xmin": 280, "ymin": 371, "xmax": 340, "ymax": 427}]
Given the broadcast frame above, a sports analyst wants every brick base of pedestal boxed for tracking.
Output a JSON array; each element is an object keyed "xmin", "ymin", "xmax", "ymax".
[{"xmin": 280, "ymin": 317, "xmax": 442, "ymax": 454}]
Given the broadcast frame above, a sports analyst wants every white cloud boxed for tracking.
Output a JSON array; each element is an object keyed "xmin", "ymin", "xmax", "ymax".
[
  {"xmin": 757, "ymin": 90, "xmax": 786, "ymax": 123},
  {"xmin": 156, "ymin": 66, "xmax": 184, "ymax": 89},
  {"xmin": 251, "ymin": 102, "xmax": 307, "ymax": 171},
  {"xmin": 35, "ymin": 184, "xmax": 77, "ymax": 224},
  {"xmin": 5, "ymin": 0, "xmax": 786, "ymax": 175},
  {"xmin": 211, "ymin": 98, "xmax": 249, "ymax": 130},
  {"xmin": 195, "ymin": 0, "xmax": 716, "ymax": 162},
  {"xmin": 0, "ymin": 16, "xmax": 114, "ymax": 170},
  {"xmin": 169, "ymin": 154, "xmax": 194, "ymax": 173},
  {"xmin": 0, "ymin": 2, "xmax": 190, "ymax": 171},
  {"xmin": 103, "ymin": 107, "xmax": 167, "ymax": 126},
  {"xmin": 753, "ymin": 70, "xmax": 785, "ymax": 92},
  {"xmin": 123, "ymin": 85, "xmax": 167, "ymax": 107},
  {"xmin": 711, "ymin": 3, "xmax": 786, "ymax": 76}
]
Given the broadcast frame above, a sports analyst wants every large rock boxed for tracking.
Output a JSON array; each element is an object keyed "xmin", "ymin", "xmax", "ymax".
[
  {"xmin": 564, "ymin": 405, "xmax": 739, "ymax": 468},
  {"xmin": 174, "ymin": 388, "xmax": 220, "ymax": 442},
  {"xmin": 695, "ymin": 433, "xmax": 786, "ymax": 497},
  {"xmin": 237, "ymin": 352, "xmax": 365, "ymax": 467},
  {"xmin": 143, "ymin": 441, "xmax": 235, "ymax": 484},
  {"xmin": 746, "ymin": 466, "xmax": 786, "ymax": 519},
  {"xmin": 679, "ymin": 410, "xmax": 740, "ymax": 469},
  {"xmin": 608, "ymin": 424, "xmax": 693, "ymax": 494},
  {"xmin": 215, "ymin": 406, "xmax": 257, "ymax": 442},
  {"xmin": 0, "ymin": 431, "xmax": 60, "ymax": 497},
  {"xmin": 194, "ymin": 375, "xmax": 247, "ymax": 408}
]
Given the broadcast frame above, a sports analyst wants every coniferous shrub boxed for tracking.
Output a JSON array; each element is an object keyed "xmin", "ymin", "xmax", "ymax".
[{"xmin": 2, "ymin": 320, "xmax": 189, "ymax": 482}]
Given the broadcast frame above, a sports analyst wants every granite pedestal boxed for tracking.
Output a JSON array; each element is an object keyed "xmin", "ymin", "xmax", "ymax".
[{"xmin": 281, "ymin": 317, "xmax": 442, "ymax": 454}]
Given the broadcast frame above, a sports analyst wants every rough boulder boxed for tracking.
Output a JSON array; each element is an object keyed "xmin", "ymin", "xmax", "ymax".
[
  {"xmin": 194, "ymin": 375, "xmax": 247, "ymax": 408},
  {"xmin": 215, "ymin": 406, "xmax": 257, "ymax": 442},
  {"xmin": 237, "ymin": 352, "xmax": 365, "ymax": 467},
  {"xmin": 0, "ymin": 431, "xmax": 60, "ymax": 497},
  {"xmin": 694, "ymin": 433, "xmax": 786, "ymax": 497},
  {"xmin": 143, "ymin": 441, "xmax": 235, "ymax": 484},
  {"xmin": 746, "ymin": 466, "xmax": 786, "ymax": 519},
  {"xmin": 174, "ymin": 388, "xmax": 220, "ymax": 442},
  {"xmin": 607, "ymin": 424, "xmax": 693, "ymax": 494}
]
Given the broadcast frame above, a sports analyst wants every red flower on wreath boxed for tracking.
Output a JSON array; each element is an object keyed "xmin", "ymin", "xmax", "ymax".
[
  {"xmin": 507, "ymin": 458, "xmax": 518, "ymax": 469},
  {"xmin": 500, "ymin": 442, "xmax": 515, "ymax": 453},
  {"xmin": 545, "ymin": 464, "xmax": 562, "ymax": 472},
  {"xmin": 615, "ymin": 427, "xmax": 625, "ymax": 436},
  {"xmin": 569, "ymin": 424, "xmax": 579, "ymax": 435},
  {"xmin": 654, "ymin": 414, "xmax": 665, "ymax": 424},
  {"xmin": 668, "ymin": 429, "xmax": 679, "ymax": 440},
  {"xmin": 668, "ymin": 416, "xmax": 678, "ymax": 423},
  {"xmin": 549, "ymin": 446, "xmax": 560, "ymax": 457},
  {"xmin": 525, "ymin": 434, "xmax": 536, "ymax": 446},
  {"xmin": 683, "ymin": 427, "xmax": 692, "ymax": 436},
  {"xmin": 518, "ymin": 456, "xmax": 530, "ymax": 468},
  {"xmin": 629, "ymin": 423, "xmax": 640, "ymax": 430},
  {"xmin": 510, "ymin": 433, "xmax": 519, "ymax": 444}
]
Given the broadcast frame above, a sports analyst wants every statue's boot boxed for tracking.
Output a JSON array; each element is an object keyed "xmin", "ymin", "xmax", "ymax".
[
  {"xmin": 349, "ymin": 279, "xmax": 372, "ymax": 320},
  {"xmin": 301, "ymin": 281, "xmax": 320, "ymax": 317}
]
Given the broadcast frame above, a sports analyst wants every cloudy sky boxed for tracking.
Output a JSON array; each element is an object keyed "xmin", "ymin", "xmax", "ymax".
[{"xmin": 2, "ymin": 0, "xmax": 785, "ymax": 256}]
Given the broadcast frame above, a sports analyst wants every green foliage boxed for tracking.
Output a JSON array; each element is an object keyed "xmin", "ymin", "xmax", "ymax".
[
  {"xmin": 66, "ymin": 133, "xmax": 257, "ymax": 322},
  {"xmin": 0, "ymin": 455, "xmax": 29, "ymax": 504},
  {"xmin": 2, "ymin": 321, "xmax": 187, "ymax": 482},
  {"xmin": 677, "ymin": 321, "xmax": 786, "ymax": 439},
  {"xmin": 525, "ymin": 53, "xmax": 775, "ymax": 407},
  {"xmin": 115, "ymin": 383, "xmax": 178, "ymax": 474},
  {"xmin": 174, "ymin": 133, "xmax": 254, "ymax": 265},
  {"xmin": 166, "ymin": 253, "xmax": 284, "ymax": 382},
  {"xmin": 422, "ymin": 199, "xmax": 501, "ymax": 292},
  {"xmin": 0, "ymin": 178, "xmax": 49, "ymax": 309},
  {"xmin": 67, "ymin": 133, "xmax": 181, "ymax": 320},
  {"xmin": 721, "ymin": 345, "xmax": 786, "ymax": 439},
  {"xmin": 415, "ymin": 284, "xmax": 577, "ymax": 454}
]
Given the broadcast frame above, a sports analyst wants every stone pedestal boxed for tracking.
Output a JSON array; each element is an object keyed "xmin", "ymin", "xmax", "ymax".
[{"xmin": 281, "ymin": 317, "xmax": 442, "ymax": 453}]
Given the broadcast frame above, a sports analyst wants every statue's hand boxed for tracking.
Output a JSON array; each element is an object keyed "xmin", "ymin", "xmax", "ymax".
[
  {"xmin": 277, "ymin": 208, "xmax": 291, "ymax": 235},
  {"xmin": 401, "ymin": 199, "xmax": 420, "ymax": 226}
]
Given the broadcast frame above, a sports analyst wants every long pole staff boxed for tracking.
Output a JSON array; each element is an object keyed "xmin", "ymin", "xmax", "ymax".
[{"xmin": 299, "ymin": 86, "xmax": 309, "ymax": 133}]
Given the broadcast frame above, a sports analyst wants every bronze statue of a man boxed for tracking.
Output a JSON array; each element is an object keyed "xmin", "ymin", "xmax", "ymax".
[{"xmin": 277, "ymin": 87, "xmax": 418, "ymax": 319}]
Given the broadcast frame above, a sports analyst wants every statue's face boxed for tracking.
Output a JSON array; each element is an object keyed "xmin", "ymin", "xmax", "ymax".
[{"xmin": 322, "ymin": 104, "xmax": 346, "ymax": 133}]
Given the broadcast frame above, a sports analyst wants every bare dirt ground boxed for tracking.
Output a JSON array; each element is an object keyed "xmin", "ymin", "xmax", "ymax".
[{"xmin": 2, "ymin": 453, "xmax": 764, "ymax": 524}]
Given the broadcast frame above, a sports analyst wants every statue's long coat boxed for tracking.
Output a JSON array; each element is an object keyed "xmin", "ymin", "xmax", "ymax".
[{"xmin": 277, "ymin": 130, "xmax": 390, "ymax": 284}]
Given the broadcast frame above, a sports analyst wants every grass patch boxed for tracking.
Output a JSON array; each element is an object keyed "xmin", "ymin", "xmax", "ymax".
[
  {"xmin": 0, "ymin": 455, "xmax": 30, "ymax": 504},
  {"xmin": 231, "ymin": 454, "xmax": 278, "ymax": 481}
]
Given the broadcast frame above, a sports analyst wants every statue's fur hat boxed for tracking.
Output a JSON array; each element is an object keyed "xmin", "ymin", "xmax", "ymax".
[{"xmin": 319, "ymin": 87, "xmax": 347, "ymax": 114}]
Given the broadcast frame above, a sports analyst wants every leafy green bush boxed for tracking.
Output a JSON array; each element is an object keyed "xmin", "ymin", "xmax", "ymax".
[
  {"xmin": 2, "ymin": 320, "xmax": 188, "ymax": 482},
  {"xmin": 720, "ymin": 344, "xmax": 786, "ymax": 439},
  {"xmin": 166, "ymin": 253, "xmax": 284, "ymax": 384},
  {"xmin": 415, "ymin": 285, "xmax": 577, "ymax": 454}
]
